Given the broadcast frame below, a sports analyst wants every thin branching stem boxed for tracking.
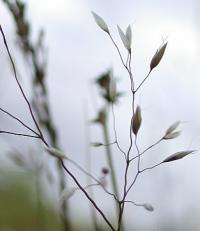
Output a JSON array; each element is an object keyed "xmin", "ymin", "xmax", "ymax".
[
  {"xmin": 102, "ymin": 120, "xmax": 121, "ymax": 203},
  {"xmin": 103, "ymin": 141, "xmax": 117, "ymax": 146},
  {"xmin": 0, "ymin": 21, "xmax": 128, "ymax": 231},
  {"xmin": 139, "ymin": 161, "xmax": 163, "ymax": 173},
  {"xmin": 127, "ymin": 50, "xmax": 135, "ymax": 160},
  {"xmin": 126, "ymin": 161, "xmax": 163, "ymax": 195},
  {"xmin": 0, "ymin": 130, "xmax": 40, "ymax": 139},
  {"xmin": 0, "ymin": 25, "xmax": 44, "ymax": 140},
  {"xmin": 140, "ymin": 138, "xmax": 163, "ymax": 156},
  {"xmin": 116, "ymin": 159, "xmax": 129, "ymax": 231},
  {"xmin": 66, "ymin": 156, "xmax": 117, "ymax": 200},
  {"xmin": 111, "ymin": 103, "xmax": 126, "ymax": 159},
  {"xmin": 126, "ymin": 172, "xmax": 139, "ymax": 196},
  {"xmin": 60, "ymin": 159, "xmax": 115, "ymax": 231},
  {"xmin": 67, "ymin": 157, "xmax": 100, "ymax": 183},
  {"xmin": 134, "ymin": 69, "xmax": 152, "ymax": 93},
  {"xmin": 130, "ymin": 138, "xmax": 163, "ymax": 162},
  {"xmin": 124, "ymin": 200, "xmax": 145, "ymax": 207},
  {"xmin": 134, "ymin": 136, "xmax": 140, "ymax": 172},
  {"xmin": 108, "ymin": 34, "xmax": 138, "ymax": 230},
  {"xmin": 0, "ymin": 106, "xmax": 40, "ymax": 136},
  {"xmin": 126, "ymin": 52, "xmax": 130, "ymax": 67},
  {"xmin": 108, "ymin": 33, "xmax": 127, "ymax": 69}
]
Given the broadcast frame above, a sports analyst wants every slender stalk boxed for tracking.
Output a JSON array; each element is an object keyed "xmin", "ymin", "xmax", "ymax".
[
  {"xmin": 140, "ymin": 162, "xmax": 163, "ymax": 173},
  {"xmin": 130, "ymin": 138, "xmax": 162, "ymax": 162},
  {"xmin": 107, "ymin": 34, "xmax": 136, "ymax": 230},
  {"xmin": 0, "ymin": 107, "xmax": 39, "ymax": 136},
  {"xmin": 134, "ymin": 70, "xmax": 152, "ymax": 93},
  {"xmin": 0, "ymin": 25, "xmax": 44, "ymax": 139},
  {"xmin": 102, "ymin": 120, "xmax": 125, "ymax": 231},
  {"xmin": 135, "ymin": 137, "xmax": 140, "ymax": 172},
  {"xmin": 110, "ymin": 94, "xmax": 126, "ymax": 159},
  {"xmin": 84, "ymin": 104, "xmax": 100, "ymax": 231},
  {"xmin": 60, "ymin": 159, "xmax": 115, "ymax": 231},
  {"xmin": 108, "ymin": 34, "xmax": 126, "ymax": 68},
  {"xmin": 0, "ymin": 130, "xmax": 40, "ymax": 139},
  {"xmin": 116, "ymin": 50, "xmax": 136, "ymax": 231}
]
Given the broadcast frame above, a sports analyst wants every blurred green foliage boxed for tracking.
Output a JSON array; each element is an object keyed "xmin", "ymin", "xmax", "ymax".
[
  {"xmin": 0, "ymin": 170, "xmax": 62, "ymax": 231},
  {"xmin": 0, "ymin": 170, "xmax": 111, "ymax": 231}
]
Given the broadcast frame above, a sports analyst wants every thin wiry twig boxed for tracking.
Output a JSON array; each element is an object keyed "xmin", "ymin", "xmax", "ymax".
[
  {"xmin": 66, "ymin": 156, "xmax": 117, "ymax": 200},
  {"xmin": 134, "ymin": 136, "xmax": 141, "ymax": 172},
  {"xmin": 0, "ymin": 130, "xmax": 40, "ymax": 139},
  {"xmin": 108, "ymin": 33, "xmax": 127, "ymax": 69},
  {"xmin": 108, "ymin": 33, "xmax": 133, "ymax": 161},
  {"xmin": 0, "ymin": 25, "xmax": 46, "ymax": 144},
  {"xmin": 108, "ymin": 33, "xmax": 135, "ymax": 158},
  {"xmin": 69, "ymin": 181, "xmax": 118, "ymax": 202},
  {"xmin": 60, "ymin": 159, "xmax": 115, "ymax": 231},
  {"xmin": 134, "ymin": 69, "xmax": 152, "ymax": 93},
  {"xmin": 130, "ymin": 138, "xmax": 162, "ymax": 162},
  {"xmin": 103, "ymin": 141, "xmax": 117, "ymax": 146},
  {"xmin": 139, "ymin": 161, "xmax": 163, "ymax": 173},
  {"xmin": 126, "ymin": 50, "xmax": 135, "ymax": 162},
  {"xmin": 124, "ymin": 200, "xmax": 145, "ymax": 207},
  {"xmin": 0, "ymin": 106, "xmax": 39, "ymax": 136},
  {"xmin": 107, "ymin": 37, "xmax": 136, "ymax": 230},
  {"xmin": 111, "ymin": 102, "xmax": 126, "ymax": 159},
  {"xmin": 67, "ymin": 157, "xmax": 100, "ymax": 183},
  {"xmin": 125, "ymin": 52, "xmax": 130, "ymax": 67},
  {"xmin": 126, "ymin": 172, "xmax": 140, "ymax": 196},
  {"xmin": 126, "ymin": 160, "xmax": 163, "ymax": 196}
]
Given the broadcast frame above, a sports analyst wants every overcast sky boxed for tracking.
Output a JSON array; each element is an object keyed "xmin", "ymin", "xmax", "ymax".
[{"xmin": 0, "ymin": 1, "xmax": 200, "ymax": 230}]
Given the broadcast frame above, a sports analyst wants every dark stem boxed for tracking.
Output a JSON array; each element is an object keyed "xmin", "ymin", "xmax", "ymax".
[
  {"xmin": 0, "ymin": 106, "xmax": 39, "ymax": 136},
  {"xmin": 139, "ymin": 162, "xmax": 163, "ymax": 173},
  {"xmin": 0, "ymin": 130, "xmax": 40, "ymax": 139},
  {"xmin": 130, "ymin": 138, "xmax": 162, "ymax": 162},
  {"xmin": 134, "ymin": 70, "xmax": 152, "ymax": 93},
  {"xmin": 111, "ymin": 96, "xmax": 126, "ymax": 159},
  {"xmin": 60, "ymin": 159, "xmax": 115, "ymax": 231},
  {"xmin": 0, "ymin": 25, "xmax": 44, "ymax": 139}
]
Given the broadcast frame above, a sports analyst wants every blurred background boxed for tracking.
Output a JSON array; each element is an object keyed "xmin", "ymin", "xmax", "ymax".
[{"xmin": 0, "ymin": 0, "xmax": 200, "ymax": 230}]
